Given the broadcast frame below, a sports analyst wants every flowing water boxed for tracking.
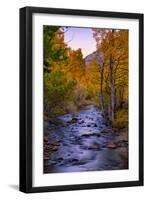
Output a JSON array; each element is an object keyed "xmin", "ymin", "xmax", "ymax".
[{"xmin": 44, "ymin": 105, "xmax": 128, "ymax": 173}]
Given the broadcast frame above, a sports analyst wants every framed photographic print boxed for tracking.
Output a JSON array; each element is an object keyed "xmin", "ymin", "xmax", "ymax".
[{"xmin": 19, "ymin": 7, "xmax": 144, "ymax": 193}]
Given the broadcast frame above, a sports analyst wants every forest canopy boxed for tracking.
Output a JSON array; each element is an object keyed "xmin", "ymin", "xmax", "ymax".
[{"xmin": 43, "ymin": 25, "xmax": 128, "ymax": 128}]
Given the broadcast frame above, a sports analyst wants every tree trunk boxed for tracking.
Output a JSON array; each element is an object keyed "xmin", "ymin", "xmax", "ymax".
[
  {"xmin": 100, "ymin": 64, "xmax": 104, "ymax": 112},
  {"xmin": 109, "ymin": 55, "xmax": 115, "ymax": 121},
  {"xmin": 108, "ymin": 29, "xmax": 115, "ymax": 122}
]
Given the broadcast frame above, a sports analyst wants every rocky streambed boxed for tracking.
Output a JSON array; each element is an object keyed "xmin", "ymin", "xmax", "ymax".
[{"xmin": 44, "ymin": 105, "xmax": 128, "ymax": 173}]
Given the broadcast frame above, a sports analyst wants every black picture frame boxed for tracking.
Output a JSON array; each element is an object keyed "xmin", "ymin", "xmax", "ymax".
[{"xmin": 19, "ymin": 6, "xmax": 144, "ymax": 193}]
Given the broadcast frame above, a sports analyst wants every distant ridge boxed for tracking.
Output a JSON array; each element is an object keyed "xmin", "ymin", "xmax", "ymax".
[{"xmin": 84, "ymin": 51, "xmax": 103, "ymax": 65}]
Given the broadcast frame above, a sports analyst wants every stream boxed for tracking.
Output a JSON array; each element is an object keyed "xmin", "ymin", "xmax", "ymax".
[{"xmin": 44, "ymin": 105, "xmax": 128, "ymax": 173}]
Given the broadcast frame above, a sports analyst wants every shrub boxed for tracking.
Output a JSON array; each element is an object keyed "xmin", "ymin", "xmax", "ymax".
[
  {"xmin": 112, "ymin": 108, "xmax": 128, "ymax": 129},
  {"xmin": 44, "ymin": 70, "xmax": 77, "ymax": 116}
]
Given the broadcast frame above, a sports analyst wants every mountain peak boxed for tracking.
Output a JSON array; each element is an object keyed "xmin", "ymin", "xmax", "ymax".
[{"xmin": 84, "ymin": 51, "xmax": 103, "ymax": 65}]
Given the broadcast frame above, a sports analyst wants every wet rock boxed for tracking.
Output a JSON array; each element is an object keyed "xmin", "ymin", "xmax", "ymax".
[
  {"xmin": 87, "ymin": 144, "xmax": 101, "ymax": 150},
  {"xmin": 62, "ymin": 143, "xmax": 68, "ymax": 146},
  {"xmin": 48, "ymin": 119, "xmax": 64, "ymax": 126},
  {"xmin": 116, "ymin": 140, "xmax": 128, "ymax": 147},
  {"xmin": 121, "ymin": 139, "xmax": 128, "ymax": 143},
  {"xmin": 71, "ymin": 140, "xmax": 82, "ymax": 145},
  {"xmin": 93, "ymin": 123, "xmax": 98, "ymax": 127},
  {"xmin": 113, "ymin": 128, "xmax": 118, "ymax": 133},
  {"xmin": 68, "ymin": 117, "xmax": 79, "ymax": 124},
  {"xmin": 81, "ymin": 134, "xmax": 91, "ymax": 137},
  {"xmin": 49, "ymin": 160, "xmax": 57, "ymax": 165},
  {"xmin": 74, "ymin": 136, "xmax": 81, "ymax": 142},
  {"xmin": 106, "ymin": 143, "xmax": 117, "ymax": 149},
  {"xmin": 57, "ymin": 157, "xmax": 64, "ymax": 161},
  {"xmin": 101, "ymin": 128, "xmax": 113, "ymax": 134},
  {"xmin": 101, "ymin": 113, "xmax": 105, "ymax": 117},
  {"xmin": 45, "ymin": 146, "xmax": 52, "ymax": 150},
  {"xmin": 76, "ymin": 160, "xmax": 87, "ymax": 165},
  {"xmin": 44, "ymin": 156, "xmax": 49, "ymax": 160},
  {"xmin": 52, "ymin": 147, "xmax": 58, "ymax": 151},
  {"xmin": 80, "ymin": 145, "xmax": 87, "ymax": 150},
  {"xmin": 61, "ymin": 124, "xmax": 66, "ymax": 127},
  {"xmin": 56, "ymin": 139, "xmax": 62, "ymax": 143},
  {"xmin": 70, "ymin": 158, "xmax": 80, "ymax": 165},
  {"xmin": 54, "ymin": 143, "xmax": 60, "ymax": 146},
  {"xmin": 48, "ymin": 141, "xmax": 60, "ymax": 147},
  {"xmin": 90, "ymin": 117, "xmax": 94, "ymax": 120},
  {"xmin": 102, "ymin": 121, "xmax": 109, "ymax": 126},
  {"xmin": 79, "ymin": 120, "xmax": 85, "ymax": 124},
  {"xmin": 44, "ymin": 136, "xmax": 48, "ymax": 144},
  {"xmin": 81, "ymin": 132, "xmax": 100, "ymax": 138},
  {"xmin": 80, "ymin": 124, "xmax": 87, "ymax": 127},
  {"xmin": 45, "ymin": 145, "xmax": 58, "ymax": 152},
  {"xmin": 72, "ymin": 117, "xmax": 79, "ymax": 120},
  {"xmin": 71, "ymin": 158, "xmax": 79, "ymax": 162}
]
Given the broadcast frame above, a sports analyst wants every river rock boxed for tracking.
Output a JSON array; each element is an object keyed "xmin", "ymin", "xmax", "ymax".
[
  {"xmin": 52, "ymin": 146, "xmax": 58, "ymax": 151},
  {"xmin": 81, "ymin": 133, "xmax": 91, "ymax": 137},
  {"xmin": 44, "ymin": 136, "xmax": 48, "ymax": 143},
  {"xmin": 116, "ymin": 140, "xmax": 128, "ymax": 147},
  {"xmin": 88, "ymin": 144, "xmax": 100, "ymax": 150},
  {"xmin": 71, "ymin": 158, "xmax": 79, "ymax": 162},
  {"xmin": 93, "ymin": 123, "xmax": 98, "ymax": 127},
  {"xmin": 68, "ymin": 117, "xmax": 79, "ymax": 124},
  {"xmin": 44, "ymin": 156, "xmax": 49, "ymax": 160},
  {"xmin": 48, "ymin": 119, "xmax": 63, "ymax": 126},
  {"xmin": 57, "ymin": 157, "xmax": 64, "ymax": 161},
  {"xmin": 106, "ymin": 143, "xmax": 117, "ymax": 149},
  {"xmin": 79, "ymin": 120, "xmax": 84, "ymax": 124},
  {"xmin": 101, "ymin": 128, "xmax": 113, "ymax": 134}
]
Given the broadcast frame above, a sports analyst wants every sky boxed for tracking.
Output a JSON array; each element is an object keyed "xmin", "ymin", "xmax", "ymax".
[{"xmin": 64, "ymin": 27, "xmax": 96, "ymax": 58}]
